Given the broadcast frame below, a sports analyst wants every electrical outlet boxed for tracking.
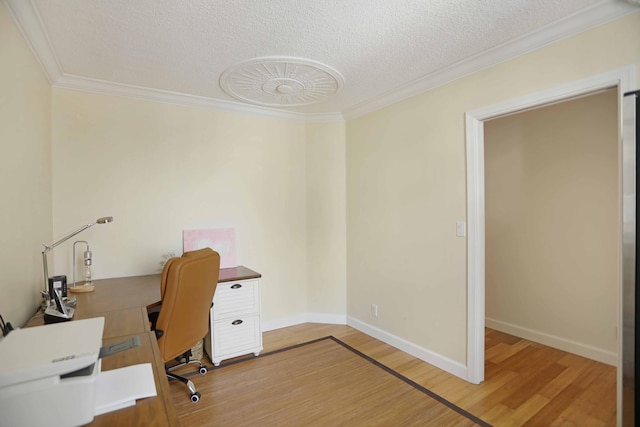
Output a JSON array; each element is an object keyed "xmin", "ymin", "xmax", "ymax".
[{"xmin": 371, "ymin": 303, "xmax": 378, "ymax": 317}]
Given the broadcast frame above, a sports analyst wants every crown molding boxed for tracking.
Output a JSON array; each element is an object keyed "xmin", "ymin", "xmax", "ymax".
[
  {"xmin": 3, "ymin": 0, "xmax": 344, "ymax": 123},
  {"xmin": 5, "ymin": 0, "xmax": 637, "ymax": 122},
  {"xmin": 342, "ymin": 0, "xmax": 640, "ymax": 119},
  {"xmin": 4, "ymin": 0, "xmax": 62, "ymax": 83},
  {"xmin": 55, "ymin": 74, "xmax": 345, "ymax": 122}
]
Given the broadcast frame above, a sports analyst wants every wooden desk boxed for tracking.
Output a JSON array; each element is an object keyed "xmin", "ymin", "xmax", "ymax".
[
  {"xmin": 26, "ymin": 274, "xmax": 178, "ymax": 426},
  {"xmin": 25, "ymin": 266, "xmax": 262, "ymax": 426}
]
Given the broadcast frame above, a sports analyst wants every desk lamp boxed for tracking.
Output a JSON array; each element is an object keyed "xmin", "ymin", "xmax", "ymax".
[{"xmin": 41, "ymin": 216, "xmax": 114, "ymax": 306}]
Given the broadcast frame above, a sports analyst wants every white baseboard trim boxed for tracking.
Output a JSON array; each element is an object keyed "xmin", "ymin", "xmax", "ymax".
[
  {"xmin": 486, "ymin": 317, "xmax": 617, "ymax": 366},
  {"xmin": 262, "ymin": 313, "xmax": 470, "ymax": 381},
  {"xmin": 262, "ymin": 312, "xmax": 347, "ymax": 332},
  {"xmin": 347, "ymin": 316, "xmax": 468, "ymax": 381},
  {"xmin": 262, "ymin": 314, "xmax": 308, "ymax": 332},
  {"xmin": 306, "ymin": 313, "xmax": 348, "ymax": 325}
]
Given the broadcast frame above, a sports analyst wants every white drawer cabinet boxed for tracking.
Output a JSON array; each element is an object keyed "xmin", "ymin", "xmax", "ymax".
[{"xmin": 205, "ymin": 266, "xmax": 262, "ymax": 366}]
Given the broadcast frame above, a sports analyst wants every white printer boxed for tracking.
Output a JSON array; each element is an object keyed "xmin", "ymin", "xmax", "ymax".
[{"xmin": 0, "ymin": 317, "xmax": 104, "ymax": 427}]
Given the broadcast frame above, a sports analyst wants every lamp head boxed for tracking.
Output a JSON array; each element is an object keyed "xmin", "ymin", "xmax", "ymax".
[{"xmin": 96, "ymin": 216, "xmax": 114, "ymax": 224}]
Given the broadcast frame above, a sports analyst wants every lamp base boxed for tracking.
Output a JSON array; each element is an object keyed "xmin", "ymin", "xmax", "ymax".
[{"xmin": 69, "ymin": 284, "xmax": 95, "ymax": 293}]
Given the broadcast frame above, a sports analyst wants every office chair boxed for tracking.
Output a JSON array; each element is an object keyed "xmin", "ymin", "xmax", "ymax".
[{"xmin": 151, "ymin": 247, "xmax": 220, "ymax": 403}]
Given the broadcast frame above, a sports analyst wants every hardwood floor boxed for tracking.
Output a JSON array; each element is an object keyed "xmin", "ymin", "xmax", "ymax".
[{"xmin": 169, "ymin": 324, "xmax": 616, "ymax": 426}]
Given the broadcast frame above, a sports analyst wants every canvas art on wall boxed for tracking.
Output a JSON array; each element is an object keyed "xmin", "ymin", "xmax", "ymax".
[{"xmin": 183, "ymin": 228, "xmax": 237, "ymax": 269}]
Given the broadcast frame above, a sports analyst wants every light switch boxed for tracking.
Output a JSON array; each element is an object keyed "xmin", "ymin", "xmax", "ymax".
[{"xmin": 456, "ymin": 221, "xmax": 466, "ymax": 237}]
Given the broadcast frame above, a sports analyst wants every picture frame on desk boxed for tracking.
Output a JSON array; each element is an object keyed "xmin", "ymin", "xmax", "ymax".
[{"xmin": 183, "ymin": 228, "xmax": 237, "ymax": 268}]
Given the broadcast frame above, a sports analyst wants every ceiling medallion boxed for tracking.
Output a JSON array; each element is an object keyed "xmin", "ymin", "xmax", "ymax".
[{"xmin": 220, "ymin": 57, "xmax": 344, "ymax": 107}]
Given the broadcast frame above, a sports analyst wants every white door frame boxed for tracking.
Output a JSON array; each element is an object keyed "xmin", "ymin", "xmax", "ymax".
[{"xmin": 464, "ymin": 66, "xmax": 636, "ymax": 391}]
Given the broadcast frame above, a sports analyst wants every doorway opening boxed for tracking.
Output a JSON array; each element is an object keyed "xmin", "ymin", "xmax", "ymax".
[
  {"xmin": 483, "ymin": 87, "xmax": 618, "ymax": 368},
  {"xmin": 464, "ymin": 66, "xmax": 636, "ymax": 418}
]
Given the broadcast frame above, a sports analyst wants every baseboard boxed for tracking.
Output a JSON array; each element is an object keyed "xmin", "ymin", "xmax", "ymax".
[
  {"xmin": 347, "ymin": 316, "xmax": 468, "ymax": 381},
  {"xmin": 306, "ymin": 312, "xmax": 348, "ymax": 325},
  {"xmin": 263, "ymin": 313, "xmax": 475, "ymax": 381},
  {"xmin": 262, "ymin": 314, "xmax": 308, "ymax": 332},
  {"xmin": 486, "ymin": 317, "xmax": 617, "ymax": 366},
  {"xmin": 262, "ymin": 312, "xmax": 347, "ymax": 332}
]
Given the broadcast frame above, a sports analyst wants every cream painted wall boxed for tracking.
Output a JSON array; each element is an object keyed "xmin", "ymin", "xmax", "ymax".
[
  {"xmin": 51, "ymin": 89, "xmax": 315, "ymax": 325},
  {"xmin": 3, "ymin": 0, "xmax": 638, "ymax": 369},
  {"xmin": 306, "ymin": 122, "xmax": 347, "ymax": 317},
  {"xmin": 0, "ymin": 2, "xmax": 52, "ymax": 328},
  {"xmin": 485, "ymin": 89, "xmax": 618, "ymax": 355},
  {"xmin": 346, "ymin": 13, "xmax": 640, "ymax": 365}
]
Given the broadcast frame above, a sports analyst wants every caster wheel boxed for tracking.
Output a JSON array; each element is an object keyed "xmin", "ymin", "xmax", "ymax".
[
  {"xmin": 191, "ymin": 392, "xmax": 201, "ymax": 403},
  {"xmin": 199, "ymin": 366, "xmax": 208, "ymax": 375}
]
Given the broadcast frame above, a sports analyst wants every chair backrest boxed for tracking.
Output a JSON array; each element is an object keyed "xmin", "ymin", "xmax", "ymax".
[{"xmin": 155, "ymin": 248, "xmax": 220, "ymax": 362}]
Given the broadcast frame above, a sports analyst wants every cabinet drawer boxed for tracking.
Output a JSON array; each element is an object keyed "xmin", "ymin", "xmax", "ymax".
[
  {"xmin": 212, "ymin": 279, "xmax": 260, "ymax": 320},
  {"xmin": 211, "ymin": 315, "xmax": 261, "ymax": 356}
]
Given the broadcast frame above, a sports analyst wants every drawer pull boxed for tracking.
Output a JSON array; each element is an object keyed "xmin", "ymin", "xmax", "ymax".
[
  {"xmin": 232, "ymin": 319, "xmax": 243, "ymax": 325},
  {"xmin": 231, "ymin": 284, "xmax": 242, "ymax": 289}
]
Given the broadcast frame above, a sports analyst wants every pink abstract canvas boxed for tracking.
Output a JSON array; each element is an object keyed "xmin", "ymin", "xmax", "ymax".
[{"xmin": 183, "ymin": 228, "xmax": 237, "ymax": 269}]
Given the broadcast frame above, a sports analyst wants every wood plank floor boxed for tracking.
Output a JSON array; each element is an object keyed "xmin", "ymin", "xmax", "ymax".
[{"xmin": 168, "ymin": 324, "xmax": 616, "ymax": 426}]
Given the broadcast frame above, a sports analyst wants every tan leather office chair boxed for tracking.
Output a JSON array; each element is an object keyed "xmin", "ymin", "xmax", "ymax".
[{"xmin": 151, "ymin": 247, "xmax": 220, "ymax": 402}]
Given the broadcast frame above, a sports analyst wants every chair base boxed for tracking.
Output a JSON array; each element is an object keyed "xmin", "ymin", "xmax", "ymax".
[
  {"xmin": 165, "ymin": 351, "xmax": 208, "ymax": 402},
  {"xmin": 166, "ymin": 370, "xmax": 201, "ymax": 402}
]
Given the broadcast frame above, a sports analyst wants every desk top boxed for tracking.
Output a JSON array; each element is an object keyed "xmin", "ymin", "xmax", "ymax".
[
  {"xmin": 92, "ymin": 331, "xmax": 178, "ymax": 426},
  {"xmin": 26, "ymin": 275, "xmax": 160, "ymax": 339},
  {"xmin": 27, "ymin": 266, "xmax": 261, "ymax": 336},
  {"xmin": 218, "ymin": 265, "xmax": 261, "ymax": 282},
  {"xmin": 26, "ymin": 274, "xmax": 178, "ymax": 426},
  {"xmin": 24, "ymin": 265, "xmax": 261, "ymax": 426}
]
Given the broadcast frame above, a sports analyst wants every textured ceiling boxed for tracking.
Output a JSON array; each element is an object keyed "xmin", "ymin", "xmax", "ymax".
[{"xmin": 5, "ymin": 0, "xmax": 639, "ymax": 119}]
